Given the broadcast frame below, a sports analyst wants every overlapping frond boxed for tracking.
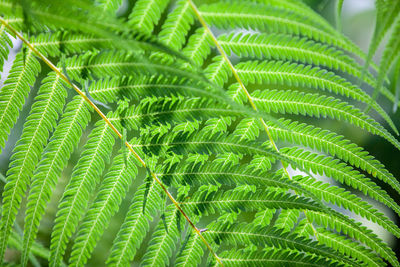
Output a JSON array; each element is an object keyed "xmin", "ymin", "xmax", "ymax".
[
  {"xmin": 22, "ymin": 96, "xmax": 92, "ymax": 266},
  {"xmin": 0, "ymin": 0, "xmax": 399, "ymax": 266},
  {"xmin": 0, "ymin": 71, "xmax": 67, "ymax": 262},
  {"xmin": 49, "ymin": 118, "xmax": 116, "ymax": 267}
]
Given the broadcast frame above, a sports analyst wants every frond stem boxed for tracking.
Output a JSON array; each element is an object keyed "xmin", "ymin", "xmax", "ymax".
[
  {"xmin": 0, "ymin": 16, "xmax": 220, "ymax": 266},
  {"xmin": 187, "ymin": 0, "xmax": 319, "ymax": 238}
]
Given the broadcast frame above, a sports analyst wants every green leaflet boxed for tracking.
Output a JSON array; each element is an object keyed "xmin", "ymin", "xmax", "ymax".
[
  {"xmin": 107, "ymin": 179, "xmax": 163, "ymax": 266},
  {"xmin": 306, "ymin": 210, "xmax": 398, "ymax": 267},
  {"xmin": 0, "ymin": 71, "xmax": 66, "ymax": 263},
  {"xmin": 250, "ymin": 89, "xmax": 400, "ymax": 150},
  {"xmin": 129, "ymin": 0, "xmax": 170, "ymax": 35},
  {"xmin": 199, "ymin": 0, "xmax": 364, "ymax": 59},
  {"xmin": 69, "ymin": 151, "xmax": 138, "ymax": 266},
  {"xmin": 0, "ymin": 0, "xmax": 399, "ymax": 266},
  {"xmin": 235, "ymin": 60, "xmax": 398, "ymax": 134},
  {"xmin": 294, "ymin": 175, "xmax": 400, "ymax": 238},
  {"xmin": 0, "ymin": 51, "xmax": 39, "ymax": 151},
  {"xmin": 140, "ymin": 205, "xmax": 180, "ymax": 266},
  {"xmin": 218, "ymin": 32, "xmax": 380, "ymax": 89},
  {"xmin": 22, "ymin": 96, "xmax": 91, "ymax": 266},
  {"xmin": 49, "ymin": 118, "xmax": 116, "ymax": 267},
  {"xmin": 316, "ymin": 228, "xmax": 385, "ymax": 267},
  {"xmin": 0, "ymin": 23, "xmax": 11, "ymax": 77},
  {"xmin": 216, "ymin": 248, "xmax": 339, "ymax": 267},
  {"xmin": 204, "ymin": 222, "xmax": 358, "ymax": 266}
]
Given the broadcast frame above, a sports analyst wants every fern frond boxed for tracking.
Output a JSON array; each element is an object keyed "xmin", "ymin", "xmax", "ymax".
[
  {"xmin": 22, "ymin": 96, "xmax": 91, "ymax": 266},
  {"xmin": 265, "ymin": 119, "xmax": 400, "ymax": 213},
  {"xmin": 129, "ymin": 0, "xmax": 170, "ymax": 35},
  {"xmin": 293, "ymin": 218, "xmax": 315, "ymax": 238},
  {"xmin": 316, "ymin": 228, "xmax": 385, "ymax": 267},
  {"xmin": 199, "ymin": 1, "xmax": 364, "ymax": 59},
  {"xmin": 374, "ymin": 17, "xmax": 400, "ymax": 100},
  {"xmin": 141, "ymin": 205, "xmax": 180, "ymax": 266},
  {"xmin": 205, "ymin": 56, "xmax": 232, "ymax": 87},
  {"xmin": 1, "ymin": 0, "xmax": 399, "ymax": 265},
  {"xmin": 217, "ymin": 248, "xmax": 339, "ymax": 267},
  {"xmin": 251, "ymin": 89, "xmax": 400, "ymax": 150},
  {"xmin": 274, "ymin": 209, "xmax": 300, "ymax": 233},
  {"xmin": 253, "ymin": 0, "xmax": 336, "ymax": 35},
  {"xmin": 30, "ymin": 32, "xmax": 112, "ymax": 58},
  {"xmin": 282, "ymin": 146, "xmax": 400, "ymax": 213},
  {"xmin": 0, "ymin": 71, "xmax": 67, "ymax": 262},
  {"xmin": 49, "ymin": 118, "xmax": 116, "ymax": 267},
  {"xmin": 158, "ymin": 0, "xmax": 194, "ymax": 50},
  {"xmin": 294, "ymin": 175, "xmax": 400, "ymax": 238},
  {"xmin": 0, "ymin": 51, "xmax": 40, "ymax": 151},
  {"xmin": 204, "ymin": 222, "xmax": 358, "ymax": 266},
  {"xmin": 157, "ymin": 161, "xmax": 314, "ymax": 199},
  {"xmin": 182, "ymin": 28, "xmax": 213, "ymax": 67},
  {"xmin": 69, "ymin": 151, "xmax": 138, "ymax": 266},
  {"xmin": 253, "ymin": 209, "xmax": 275, "ymax": 227},
  {"xmin": 0, "ymin": 23, "xmax": 11, "ymax": 76},
  {"xmin": 107, "ymin": 179, "xmax": 163, "ymax": 266},
  {"xmin": 307, "ymin": 210, "xmax": 398, "ymax": 267},
  {"xmin": 236, "ymin": 60, "xmax": 398, "ymax": 134},
  {"xmin": 362, "ymin": 1, "xmax": 400, "ymax": 84},
  {"xmin": 135, "ymin": 130, "xmax": 291, "ymax": 166},
  {"xmin": 181, "ymin": 189, "xmax": 325, "ymax": 216},
  {"xmin": 219, "ymin": 33, "xmax": 378, "ymax": 88},
  {"xmin": 175, "ymin": 229, "xmax": 204, "ymax": 267}
]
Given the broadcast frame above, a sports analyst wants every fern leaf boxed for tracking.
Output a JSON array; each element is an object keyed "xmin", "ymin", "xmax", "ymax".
[
  {"xmin": 68, "ymin": 151, "xmax": 138, "ymax": 266},
  {"xmin": 282, "ymin": 146, "xmax": 400, "ymax": 213},
  {"xmin": 182, "ymin": 28, "xmax": 213, "ymax": 67},
  {"xmin": 0, "ymin": 23, "xmax": 11, "ymax": 76},
  {"xmin": 175, "ymin": 229, "xmax": 204, "ymax": 267},
  {"xmin": 307, "ymin": 210, "xmax": 398, "ymax": 267},
  {"xmin": 31, "ymin": 32, "xmax": 112, "ymax": 58},
  {"xmin": 129, "ymin": 0, "xmax": 170, "ymax": 35},
  {"xmin": 251, "ymin": 89, "xmax": 400, "ymax": 150},
  {"xmin": 49, "ymin": 118, "xmax": 116, "ymax": 267},
  {"xmin": 107, "ymin": 179, "xmax": 163, "ymax": 266},
  {"xmin": 0, "ymin": 71, "xmax": 66, "ymax": 263},
  {"xmin": 362, "ymin": 1, "xmax": 400, "ymax": 83},
  {"xmin": 140, "ymin": 205, "xmax": 180, "ymax": 266},
  {"xmin": 22, "ymin": 96, "xmax": 91, "ymax": 266},
  {"xmin": 316, "ymin": 228, "xmax": 385, "ymax": 267},
  {"xmin": 158, "ymin": 0, "xmax": 194, "ymax": 50},
  {"xmin": 294, "ymin": 175, "xmax": 400, "ymax": 238},
  {"xmin": 236, "ymin": 60, "xmax": 398, "ymax": 134},
  {"xmin": 219, "ymin": 33, "xmax": 378, "ymax": 88},
  {"xmin": 204, "ymin": 222, "xmax": 358, "ymax": 266},
  {"xmin": 254, "ymin": 0, "xmax": 337, "ymax": 36},
  {"xmin": 199, "ymin": 0, "xmax": 364, "ymax": 59},
  {"xmin": 0, "ymin": 51, "xmax": 39, "ymax": 151},
  {"xmin": 181, "ymin": 189, "xmax": 325, "ymax": 216},
  {"xmin": 274, "ymin": 209, "xmax": 300, "ymax": 233},
  {"xmin": 253, "ymin": 209, "xmax": 276, "ymax": 227},
  {"xmin": 205, "ymin": 56, "xmax": 232, "ymax": 87},
  {"xmin": 217, "ymin": 248, "xmax": 339, "ymax": 267},
  {"xmin": 374, "ymin": 17, "xmax": 400, "ymax": 101},
  {"xmin": 293, "ymin": 218, "xmax": 315, "ymax": 238}
]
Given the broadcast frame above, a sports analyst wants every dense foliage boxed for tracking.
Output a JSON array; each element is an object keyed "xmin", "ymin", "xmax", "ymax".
[{"xmin": 0, "ymin": 0, "xmax": 399, "ymax": 266}]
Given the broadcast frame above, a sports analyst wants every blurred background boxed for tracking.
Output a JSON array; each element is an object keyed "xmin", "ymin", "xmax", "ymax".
[{"xmin": 0, "ymin": 0, "xmax": 399, "ymax": 265}]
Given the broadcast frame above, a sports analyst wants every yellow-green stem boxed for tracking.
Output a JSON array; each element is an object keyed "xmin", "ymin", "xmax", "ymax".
[
  {"xmin": 0, "ymin": 16, "xmax": 222, "ymax": 266},
  {"xmin": 187, "ymin": 0, "xmax": 319, "ymax": 238}
]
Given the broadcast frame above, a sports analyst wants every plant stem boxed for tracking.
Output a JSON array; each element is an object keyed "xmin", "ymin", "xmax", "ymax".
[
  {"xmin": 187, "ymin": 0, "xmax": 320, "ymax": 238},
  {"xmin": 0, "ymin": 16, "xmax": 221, "ymax": 266}
]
